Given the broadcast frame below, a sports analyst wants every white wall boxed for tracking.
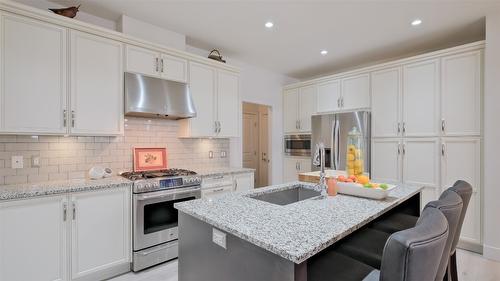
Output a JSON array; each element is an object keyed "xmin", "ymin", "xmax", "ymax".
[
  {"xmin": 118, "ymin": 15, "xmax": 186, "ymax": 50},
  {"xmin": 483, "ymin": 9, "xmax": 500, "ymax": 262},
  {"xmin": 186, "ymin": 46, "xmax": 298, "ymax": 185}
]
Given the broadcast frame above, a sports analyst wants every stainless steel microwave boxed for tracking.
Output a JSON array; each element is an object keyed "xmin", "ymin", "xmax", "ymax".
[{"xmin": 284, "ymin": 134, "xmax": 311, "ymax": 156}]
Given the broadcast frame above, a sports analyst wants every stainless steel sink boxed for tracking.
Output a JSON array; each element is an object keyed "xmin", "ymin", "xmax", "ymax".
[{"xmin": 248, "ymin": 186, "xmax": 322, "ymax": 206}]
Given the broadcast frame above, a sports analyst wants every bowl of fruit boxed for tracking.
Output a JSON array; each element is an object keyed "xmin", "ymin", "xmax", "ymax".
[{"xmin": 335, "ymin": 175, "xmax": 396, "ymax": 200}]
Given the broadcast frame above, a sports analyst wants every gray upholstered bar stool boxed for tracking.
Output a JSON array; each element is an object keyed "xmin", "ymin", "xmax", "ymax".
[
  {"xmin": 370, "ymin": 180, "xmax": 472, "ymax": 281},
  {"xmin": 334, "ymin": 189, "xmax": 463, "ymax": 281},
  {"xmin": 307, "ymin": 207, "xmax": 449, "ymax": 281}
]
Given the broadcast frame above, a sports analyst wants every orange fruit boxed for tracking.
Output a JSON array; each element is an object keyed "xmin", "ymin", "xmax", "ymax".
[{"xmin": 357, "ymin": 175, "xmax": 370, "ymax": 185}]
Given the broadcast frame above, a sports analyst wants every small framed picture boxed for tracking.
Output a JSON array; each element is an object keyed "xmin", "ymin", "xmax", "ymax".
[{"xmin": 133, "ymin": 147, "xmax": 167, "ymax": 172}]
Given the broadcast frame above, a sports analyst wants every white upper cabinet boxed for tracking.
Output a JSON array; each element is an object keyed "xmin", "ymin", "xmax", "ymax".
[
  {"xmin": 441, "ymin": 51, "xmax": 481, "ymax": 136},
  {"xmin": 284, "ymin": 86, "xmax": 316, "ymax": 133},
  {"xmin": 403, "ymin": 59, "xmax": 440, "ymax": 137},
  {"xmin": 70, "ymin": 31, "xmax": 124, "ymax": 136},
  {"xmin": 371, "ymin": 138, "xmax": 402, "ymax": 184},
  {"xmin": 0, "ymin": 195, "xmax": 68, "ymax": 281},
  {"xmin": 217, "ymin": 69, "xmax": 239, "ymax": 137},
  {"xmin": 371, "ymin": 68, "xmax": 402, "ymax": 138},
  {"xmin": 298, "ymin": 85, "xmax": 317, "ymax": 132},
  {"xmin": 402, "ymin": 138, "xmax": 440, "ymax": 188},
  {"xmin": 317, "ymin": 80, "xmax": 341, "ymax": 113},
  {"xmin": 284, "ymin": 88, "xmax": 299, "ymax": 133},
  {"xmin": 71, "ymin": 187, "xmax": 130, "ymax": 281},
  {"xmin": 160, "ymin": 53, "xmax": 188, "ymax": 83},
  {"xmin": 125, "ymin": 45, "xmax": 159, "ymax": 78},
  {"xmin": 182, "ymin": 62, "xmax": 216, "ymax": 137},
  {"xmin": 0, "ymin": 13, "xmax": 67, "ymax": 134},
  {"xmin": 125, "ymin": 45, "xmax": 187, "ymax": 83},
  {"xmin": 179, "ymin": 62, "xmax": 239, "ymax": 138},
  {"xmin": 341, "ymin": 73, "xmax": 370, "ymax": 110}
]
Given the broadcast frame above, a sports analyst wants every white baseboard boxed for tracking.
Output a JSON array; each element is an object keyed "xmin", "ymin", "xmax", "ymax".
[{"xmin": 483, "ymin": 244, "xmax": 500, "ymax": 262}]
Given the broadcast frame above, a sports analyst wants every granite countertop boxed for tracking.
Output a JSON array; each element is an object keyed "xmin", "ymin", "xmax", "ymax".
[
  {"xmin": 0, "ymin": 176, "xmax": 132, "ymax": 201},
  {"xmin": 175, "ymin": 182, "xmax": 423, "ymax": 264},
  {"xmin": 193, "ymin": 167, "xmax": 254, "ymax": 178},
  {"xmin": 0, "ymin": 167, "xmax": 254, "ymax": 202}
]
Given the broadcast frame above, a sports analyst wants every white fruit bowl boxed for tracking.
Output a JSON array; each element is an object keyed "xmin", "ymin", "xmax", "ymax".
[{"xmin": 336, "ymin": 182, "xmax": 396, "ymax": 200}]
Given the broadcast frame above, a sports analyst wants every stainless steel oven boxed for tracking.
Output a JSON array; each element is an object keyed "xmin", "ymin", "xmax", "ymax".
[
  {"xmin": 133, "ymin": 185, "xmax": 201, "ymax": 271},
  {"xmin": 284, "ymin": 134, "xmax": 311, "ymax": 156}
]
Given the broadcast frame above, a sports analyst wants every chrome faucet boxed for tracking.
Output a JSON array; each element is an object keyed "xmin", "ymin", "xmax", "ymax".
[{"xmin": 313, "ymin": 142, "xmax": 327, "ymax": 196}]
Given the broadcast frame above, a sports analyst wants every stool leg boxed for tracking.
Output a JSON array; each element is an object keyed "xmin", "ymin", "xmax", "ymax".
[{"xmin": 449, "ymin": 252, "xmax": 459, "ymax": 281}]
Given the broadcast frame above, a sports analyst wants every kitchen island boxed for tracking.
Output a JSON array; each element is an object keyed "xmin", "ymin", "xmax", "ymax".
[{"xmin": 175, "ymin": 182, "xmax": 423, "ymax": 281}]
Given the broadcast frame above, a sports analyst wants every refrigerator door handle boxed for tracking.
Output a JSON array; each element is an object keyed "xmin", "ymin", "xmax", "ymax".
[
  {"xmin": 333, "ymin": 119, "xmax": 340, "ymax": 170},
  {"xmin": 330, "ymin": 119, "xmax": 336, "ymax": 170}
]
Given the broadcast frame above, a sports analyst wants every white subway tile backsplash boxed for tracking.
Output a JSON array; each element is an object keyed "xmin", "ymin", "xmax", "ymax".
[{"xmin": 0, "ymin": 117, "xmax": 229, "ymax": 184}]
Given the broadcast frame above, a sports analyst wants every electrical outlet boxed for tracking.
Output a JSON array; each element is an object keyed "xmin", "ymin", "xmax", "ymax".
[
  {"xmin": 11, "ymin": 155, "xmax": 23, "ymax": 169},
  {"xmin": 32, "ymin": 156, "xmax": 40, "ymax": 167},
  {"xmin": 221, "ymin": 151, "xmax": 227, "ymax": 158},
  {"xmin": 209, "ymin": 151, "xmax": 214, "ymax": 159},
  {"xmin": 212, "ymin": 228, "xmax": 226, "ymax": 249}
]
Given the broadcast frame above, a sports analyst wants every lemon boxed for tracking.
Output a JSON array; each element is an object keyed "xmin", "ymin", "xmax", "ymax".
[
  {"xmin": 357, "ymin": 175, "xmax": 370, "ymax": 185},
  {"xmin": 347, "ymin": 154, "xmax": 355, "ymax": 161}
]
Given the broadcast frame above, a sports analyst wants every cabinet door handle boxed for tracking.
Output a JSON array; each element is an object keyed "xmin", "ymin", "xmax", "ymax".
[
  {"xmin": 397, "ymin": 144, "xmax": 401, "ymax": 155},
  {"xmin": 441, "ymin": 119, "xmax": 446, "ymax": 133},
  {"xmin": 213, "ymin": 188, "xmax": 224, "ymax": 193},
  {"xmin": 337, "ymin": 98, "xmax": 340, "ymax": 108},
  {"xmin": 341, "ymin": 97, "xmax": 344, "ymax": 107},
  {"xmin": 441, "ymin": 143, "xmax": 445, "ymax": 156},
  {"xmin": 155, "ymin": 57, "xmax": 159, "ymax": 72},
  {"xmin": 295, "ymin": 162, "xmax": 299, "ymax": 170},
  {"xmin": 402, "ymin": 122, "xmax": 406, "ymax": 134},
  {"xmin": 63, "ymin": 110, "xmax": 67, "ymax": 127},
  {"xmin": 71, "ymin": 110, "xmax": 75, "ymax": 128},
  {"xmin": 402, "ymin": 144, "xmax": 406, "ymax": 155},
  {"xmin": 63, "ymin": 203, "xmax": 67, "ymax": 221},
  {"xmin": 234, "ymin": 180, "xmax": 238, "ymax": 191},
  {"xmin": 397, "ymin": 122, "xmax": 401, "ymax": 134},
  {"xmin": 72, "ymin": 202, "xmax": 76, "ymax": 220},
  {"xmin": 160, "ymin": 58, "xmax": 164, "ymax": 73}
]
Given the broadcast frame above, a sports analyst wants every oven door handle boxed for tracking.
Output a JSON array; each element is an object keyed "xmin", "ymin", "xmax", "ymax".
[
  {"xmin": 139, "ymin": 242, "xmax": 177, "ymax": 256},
  {"xmin": 135, "ymin": 187, "xmax": 200, "ymax": 201}
]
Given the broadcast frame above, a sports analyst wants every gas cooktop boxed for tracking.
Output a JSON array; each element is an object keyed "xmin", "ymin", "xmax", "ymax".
[
  {"xmin": 121, "ymin": 168, "xmax": 197, "ymax": 181},
  {"xmin": 121, "ymin": 169, "xmax": 201, "ymax": 194}
]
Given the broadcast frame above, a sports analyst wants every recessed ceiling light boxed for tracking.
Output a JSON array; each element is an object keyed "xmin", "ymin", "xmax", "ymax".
[
  {"xmin": 320, "ymin": 50, "xmax": 328, "ymax": 56},
  {"xmin": 411, "ymin": 19, "xmax": 422, "ymax": 26},
  {"xmin": 265, "ymin": 21, "xmax": 274, "ymax": 28}
]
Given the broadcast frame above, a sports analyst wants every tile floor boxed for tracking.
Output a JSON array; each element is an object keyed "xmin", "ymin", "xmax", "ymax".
[{"xmin": 109, "ymin": 249, "xmax": 500, "ymax": 281}]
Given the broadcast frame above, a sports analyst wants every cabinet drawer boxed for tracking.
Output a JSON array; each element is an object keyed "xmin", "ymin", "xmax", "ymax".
[{"xmin": 201, "ymin": 184, "xmax": 234, "ymax": 199}]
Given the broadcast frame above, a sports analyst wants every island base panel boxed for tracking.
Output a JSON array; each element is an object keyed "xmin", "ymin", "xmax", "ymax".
[{"xmin": 178, "ymin": 212, "xmax": 306, "ymax": 281}]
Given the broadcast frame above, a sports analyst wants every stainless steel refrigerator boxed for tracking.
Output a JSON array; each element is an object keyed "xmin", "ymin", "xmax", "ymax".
[{"xmin": 311, "ymin": 111, "xmax": 371, "ymax": 174}]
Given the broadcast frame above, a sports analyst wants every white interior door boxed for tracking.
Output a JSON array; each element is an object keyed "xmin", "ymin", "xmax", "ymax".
[
  {"xmin": 317, "ymin": 80, "xmax": 341, "ymax": 113},
  {"xmin": 371, "ymin": 138, "xmax": 402, "ymax": 184},
  {"xmin": 188, "ymin": 62, "xmax": 216, "ymax": 137},
  {"xmin": 1, "ymin": 13, "xmax": 67, "ymax": 134},
  {"xmin": 298, "ymin": 85, "xmax": 317, "ymax": 132},
  {"xmin": 403, "ymin": 138, "xmax": 440, "ymax": 188},
  {"xmin": 403, "ymin": 59, "xmax": 440, "ymax": 137},
  {"xmin": 371, "ymin": 68, "xmax": 402, "ymax": 138},
  {"xmin": 0, "ymin": 196, "xmax": 68, "ymax": 281},
  {"xmin": 283, "ymin": 88, "xmax": 299, "ymax": 133},
  {"xmin": 71, "ymin": 187, "xmax": 130, "ymax": 280},
  {"xmin": 441, "ymin": 51, "xmax": 481, "ymax": 136},
  {"xmin": 217, "ymin": 70, "xmax": 239, "ymax": 137},
  {"xmin": 125, "ymin": 44, "xmax": 159, "ymax": 78},
  {"xmin": 70, "ymin": 31, "xmax": 123, "ymax": 135},
  {"xmin": 341, "ymin": 74, "xmax": 370, "ymax": 110},
  {"xmin": 160, "ymin": 53, "xmax": 187, "ymax": 83},
  {"xmin": 441, "ymin": 137, "xmax": 481, "ymax": 244}
]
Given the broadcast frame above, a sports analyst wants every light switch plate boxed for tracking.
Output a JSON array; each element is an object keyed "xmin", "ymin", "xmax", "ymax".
[
  {"xmin": 221, "ymin": 151, "xmax": 227, "ymax": 158},
  {"xmin": 11, "ymin": 155, "xmax": 23, "ymax": 169},
  {"xmin": 32, "ymin": 156, "xmax": 40, "ymax": 167},
  {"xmin": 212, "ymin": 228, "xmax": 226, "ymax": 249},
  {"xmin": 209, "ymin": 151, "xmax": 214, "ymax": 159}
]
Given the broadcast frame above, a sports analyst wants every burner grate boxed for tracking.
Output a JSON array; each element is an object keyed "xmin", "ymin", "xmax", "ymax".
[{"xmin": 121, "ymin": 168, "xmax": 197, "ymax": 180}]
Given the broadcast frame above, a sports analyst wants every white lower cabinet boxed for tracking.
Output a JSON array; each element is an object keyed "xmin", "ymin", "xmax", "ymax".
[
  {"xmin": 70, "ymin": 188, "xmax": 131, "ymax": 281},
  {"xmin": 0, "ymin": 196, "xmax": 68, "ymax": 281},
  {"xmin": 283, "ymin": 157, "xmax": 311, "ymax": 183},
  {"xmin": 441, "ymin": 137, "xmax": 481, "ymax": 245},
  {"xmin": 234, "ymin": 172, "xmax": 255, "ymax": 191},
  {"xmin": 0, "ymin": 187, "xmax": 131, "ymax": 281},
  {"xmin": 402, "ymin": 138, "xmax": 440, "ymax": 188},
  {"xmin": 371, "ymin": 139, "xmax": 402, "ymax": 184}
]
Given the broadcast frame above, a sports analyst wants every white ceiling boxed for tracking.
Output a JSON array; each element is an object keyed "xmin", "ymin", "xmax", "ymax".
[{"xmin": 39, "ymin": 1, "xmax": 500, "ymax": 79}]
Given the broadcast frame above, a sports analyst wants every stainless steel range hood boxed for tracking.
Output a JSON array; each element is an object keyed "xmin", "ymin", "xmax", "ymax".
[{"xmin": 124, "ymin": 72, "xmax": 196, "ymax": 119}]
